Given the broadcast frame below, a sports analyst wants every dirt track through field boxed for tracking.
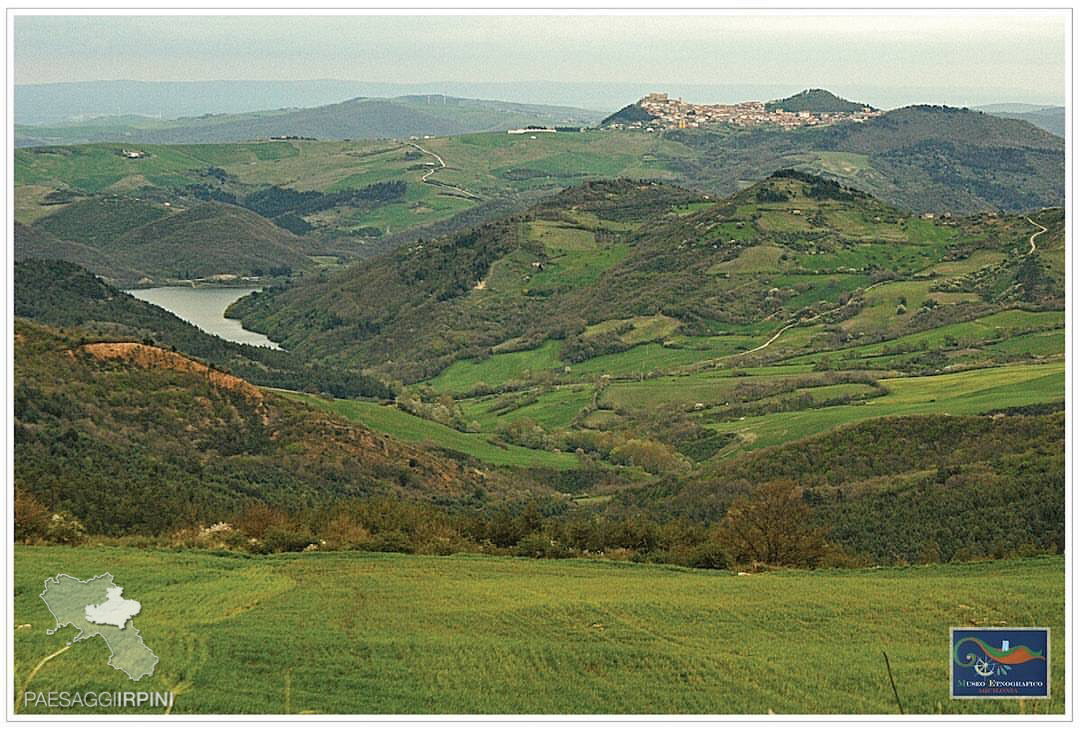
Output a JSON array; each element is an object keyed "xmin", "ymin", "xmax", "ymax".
[
  {"xmin": 407, "ymin": 142, "xmax": 481, "ymax": 200},
  {"xmin": 1026, "ymin": 216, "xmax": 1048, "ymax": 254}
]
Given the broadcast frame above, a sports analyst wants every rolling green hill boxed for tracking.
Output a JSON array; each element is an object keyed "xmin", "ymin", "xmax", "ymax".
[
  {"xmin": 13, "ymin": 175, "xmax": 1064, "ymax": 565},
  {"xmin": 227, "ymin": 179, "xmax": 709, "ymax": 381},
  {"xmin": 230, "ymin": 173, "xmax": 1063, "ymax": 383},
  {"xmin": 12, "ymin": 122, "xmax": 1065, "ymax": 593},
  {"xmin": 213, "ymin": 174, "xmax": 1062, "ymax": 542}
]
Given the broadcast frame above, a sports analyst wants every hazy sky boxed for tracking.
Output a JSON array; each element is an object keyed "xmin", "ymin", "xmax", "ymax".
[{"xmin": 14, "ymin": 13, "xmax": 1069, "ymax": 106}]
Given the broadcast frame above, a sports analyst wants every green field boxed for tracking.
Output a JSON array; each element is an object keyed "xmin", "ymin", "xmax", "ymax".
[
  {"xmin": 459, "ymin": 386, "xmax": 595, "ymax": 432},
  {"xmin": 782, "ymin": 309, "xmax": 1065, "ymax": 366},
  {"xmin": 707, "ymin": 362, "xmax": 1064, "ymax": 454},
  {"xmin": 281, "ymin": 392, "xmax": 579, "ymax": 470},
  {"xmin": 428, "ymin": 340, "xmax": 564, "ymax": 394},
  {"xmin": 13, "ymin": 546, "xmax": 1064, "ymax": 714}
]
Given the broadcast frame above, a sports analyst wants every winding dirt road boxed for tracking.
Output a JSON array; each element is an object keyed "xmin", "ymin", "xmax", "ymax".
[
  {"xmin": 1025, "ymin": 216, "xmax": 1047, "ymax": 255},
  {"xmin": 742, "ymin": 279, "xmax": 890, "ymax": 356},
  {"xmin": 407, "ymin": 142, "xmax": 481, "ymax": 200}
]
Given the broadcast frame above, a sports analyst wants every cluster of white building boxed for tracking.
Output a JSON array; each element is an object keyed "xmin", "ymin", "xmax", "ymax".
[{"xmin": 614, "ymin": 93, "xmax": 882, "ymax": 131}]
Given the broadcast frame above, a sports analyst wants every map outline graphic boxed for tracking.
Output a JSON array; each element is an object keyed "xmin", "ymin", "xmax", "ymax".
[{"xmin": 39, "ymin": 572, "xmax": 159, "ymax": 682}]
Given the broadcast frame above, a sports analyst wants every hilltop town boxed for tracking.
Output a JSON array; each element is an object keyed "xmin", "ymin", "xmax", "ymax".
[{"xmin": 604, "ymin": 91, "xmax": 883, "ymax": 131}]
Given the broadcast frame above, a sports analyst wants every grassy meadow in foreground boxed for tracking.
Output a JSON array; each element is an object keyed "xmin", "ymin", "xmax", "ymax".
[{"xmin": 14, "ymin": 547, "xmax": 1064, "ymax": 715}]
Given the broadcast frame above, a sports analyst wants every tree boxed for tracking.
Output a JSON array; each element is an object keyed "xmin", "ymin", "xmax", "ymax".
[{"xmin": 717, "ymin": 481, "xmax": 829, "ymax": 566}]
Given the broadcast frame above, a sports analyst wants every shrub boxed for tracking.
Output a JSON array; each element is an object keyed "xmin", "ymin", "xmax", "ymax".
[
  {"xmin": 45, "ymin": 512, "xmax": 87, "ymax": 545},
  {"xmin": 514, "ymin": 533, "xmax": 571, "ymax": 559},
  {"xmin": 261, "ymin": 525, "xmax": 318, "ymax": 553},
  {"xmin": 366, "ymin": 531, "xmax": 415, "ymax": 554},
  {"xmin": 321, "ymin": 513, "xmax": 372, "ymax": 550},
  {"xmin": 14, "ymin": 488, "xmax": 50, "ymax": 542},
  {"xmin": 233, "ymin": 503, "xmax": 290, "ymax": 540},
  {"xmin": 684, "ymin": 541, "xmax": 732, "ymax": 570}
]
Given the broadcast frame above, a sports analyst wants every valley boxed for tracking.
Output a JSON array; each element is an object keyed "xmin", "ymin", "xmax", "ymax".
[{"xmin": 15, "ymin": 163, "xmax": 1065, "ymax": 568}]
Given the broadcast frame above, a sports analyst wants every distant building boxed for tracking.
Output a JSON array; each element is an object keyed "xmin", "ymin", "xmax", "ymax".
[{"xmin": 613, "ymin": 92, "xmax": 884, "ymax": 132}]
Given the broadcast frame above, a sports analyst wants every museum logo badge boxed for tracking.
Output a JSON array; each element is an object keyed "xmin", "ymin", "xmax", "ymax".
[{"xmin": 951, "ymin": 627, "xmax": 1049, "ymax": 699}]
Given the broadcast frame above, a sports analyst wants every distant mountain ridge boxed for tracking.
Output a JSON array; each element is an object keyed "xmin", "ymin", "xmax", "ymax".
[
  {"xmin": 666, "ymin": 104, "xmax": 1064, "ymax": 213},
  {"xmin": 975, "ymin": 104, "xmax": 1064, "ymax": 138},
  {"xmin": 16, "ymin": 94, "xmax": 605, "ymax": 147}
]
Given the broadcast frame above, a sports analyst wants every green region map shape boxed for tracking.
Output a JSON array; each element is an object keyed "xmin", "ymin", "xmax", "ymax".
[{"xmin": 40, "ymin": 573, "xmax": 158, "ymax": 681}]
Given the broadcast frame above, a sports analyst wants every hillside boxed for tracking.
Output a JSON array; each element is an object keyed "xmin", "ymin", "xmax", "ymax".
[
  {"xmin": 227, "ymin": 180, "xmax": 710, "ymax": 381},
  {"xmin": 13, "ymin": 319, "xmax": 492, "ymax": 534},
  {"xmin": 13, "ymin": 172, "xmax": 1064, "ymax": 565},
  {"xmin": 668, "ymin": 105, "xmax": 1064, "ymax": 212},
  {"xmin": 765, "ymin": 88, "xmax": 870, "ymax": 113},
  {"xmin": 623, "ymin": 412, "xmax": 1064, "ymax": 560},
  {"xmin": 215, "ymin": 173, "xmax": 1063, "ymax": 538},
  {"xmin": 817, "ymin": 106, "xmax": 1065, "ymax": 211},
  {"xmin": 14, "ymin": 221, "xmax": 142, "ymax": 281},
  {"xmin": 15, "ymin": 95, "xmax": 604, "ymax": 147},
  {"xmin": 14, "ymin": 103, "xmax": 1064, "ymax": 288},
  {"xmin": 231, "ymin": 173, "xmax": 1064, "ymax": 382},
  {"xmin": 26, "ymin": 197, "xmax": 314, "ymax": 284},
  {"xmin": 599, "ymin": 102, "xmax": 658, "ymax": 127}
]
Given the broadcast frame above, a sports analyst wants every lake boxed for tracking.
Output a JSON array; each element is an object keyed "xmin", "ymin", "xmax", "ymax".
[{"xmin": 125, "ymin": 287, "xmax": 281, "ymax": 349}]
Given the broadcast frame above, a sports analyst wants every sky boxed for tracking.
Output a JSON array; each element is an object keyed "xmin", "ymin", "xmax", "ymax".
[{"xmin": 13, "ymin": 13, "xmax": 1069, "ymax": 108}]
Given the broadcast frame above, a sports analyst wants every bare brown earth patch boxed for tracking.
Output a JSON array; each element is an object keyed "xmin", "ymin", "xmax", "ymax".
[{"xmin": 77, "ymin": 342, "xmax": 264, "ymax": 402}]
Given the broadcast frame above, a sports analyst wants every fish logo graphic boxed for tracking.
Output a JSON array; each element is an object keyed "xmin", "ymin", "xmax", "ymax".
[{"xmin": 955, "ymin": 637, "xmax": 1045, "ymax": 676}]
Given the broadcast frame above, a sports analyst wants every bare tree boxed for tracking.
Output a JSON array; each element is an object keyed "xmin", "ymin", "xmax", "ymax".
[{"xmin": 719, "ymin": 480, "xmax": 829, "ymax": 566}]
